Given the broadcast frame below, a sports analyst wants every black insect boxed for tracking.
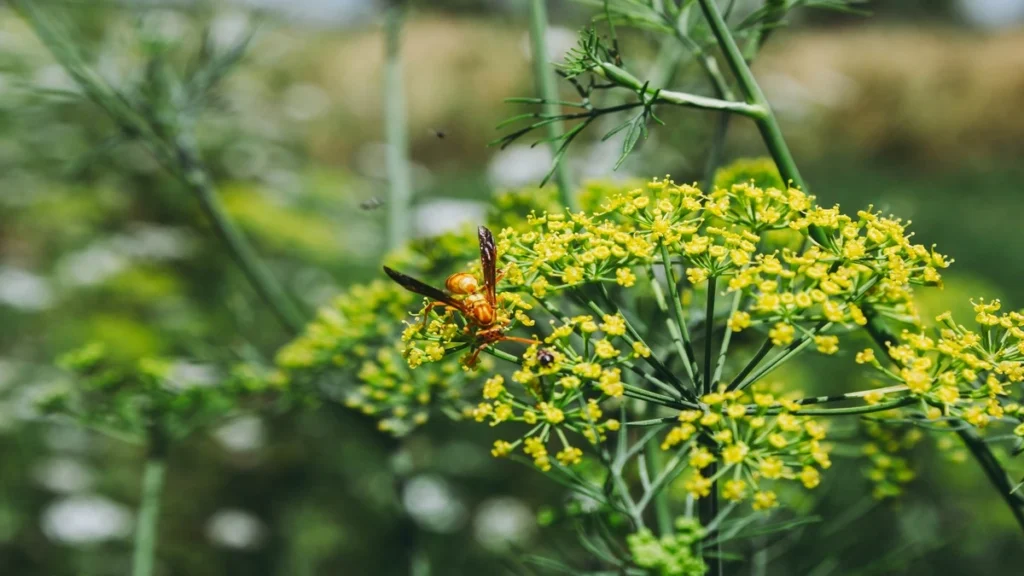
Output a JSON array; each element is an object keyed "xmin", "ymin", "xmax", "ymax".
[{"xmin": 536, "ymin": 348, "xmax": 556, "ymax": 368}]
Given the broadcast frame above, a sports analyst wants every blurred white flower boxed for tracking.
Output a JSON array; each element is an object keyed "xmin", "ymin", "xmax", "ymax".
[
  {"xmin": 214, "ymin": 416, "xmax": 266, "ymax": 454},
  {"xmin": 0, "ymin": 267, "xmax": 53, "ymax": 311},
  {"xmin": 473, "ymin": 497, "xmax": 535, "ymax": 552},
  {"xmin": 34, "ymin": 458, "xmax": 94, "ymax": 494},
  {"xmin": 403, "ymin": 474, "xmax": 467, "ymax": 533},
  {"xmin": 211, "ymin": 12, "xmax": 251, "ymax": 51},
  {"xmin": 42, "ymin": 496, "xmax": 132, "ymax": 545},
  {"xmin": 56, "ymin": 245, "xmax": 128, "ymax": 287},
  {"xmin": 168, "ymin": 361, "xmax": 220, "ymax": 389},
  {"xmin": 487, "ymin": 144, "xmax": 553, "ymax": 189},
  {"xmin": 414, "ymin": 199, "xmax": 487, "ymax": 238},
  {"xmin": 206, "ymin": 509, "xmax": 266, "ymax": 550},
  {"xmin": 111, "ymin": 225, "xmax": 194, "ymax": 261}
]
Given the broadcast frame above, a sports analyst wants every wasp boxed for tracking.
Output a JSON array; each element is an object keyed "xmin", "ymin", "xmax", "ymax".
[{"xmin": 383, "ymin": 226, "xmax": 537, "ymax": 366}]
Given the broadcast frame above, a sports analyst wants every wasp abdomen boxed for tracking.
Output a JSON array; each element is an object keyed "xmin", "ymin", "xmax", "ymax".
[{"xmin": 446, "ymin": 272, "xmax": 480, "ymax": 294}]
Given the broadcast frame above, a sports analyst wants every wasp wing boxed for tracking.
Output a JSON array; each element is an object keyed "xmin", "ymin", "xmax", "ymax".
[
  {"xmin": 478, "ymin": 225, "xmax": 497, "ymax": 304},
  {"xmin": 383, "ymin": 266, "xmax": 463, "ymax": 310}
]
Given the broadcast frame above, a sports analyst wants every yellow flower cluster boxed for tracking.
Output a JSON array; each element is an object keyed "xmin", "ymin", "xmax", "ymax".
[
  {"xmin": 496, "ymin": 177, "xmax": 946, "ymax": 362},
  {"xmin": 858, "ymin": 299, "xmax": 1024, "ymax": 430},
  {"xmin": 275, "ymin": 280, "xmax": 478, "ymax": 435},
  {"xmin": 664, "ymin": 388, "xmax": 832, "ymax": 511},
  {"xmin": 481, "ymin": 313, "xmax": 641, "ymax": 471}
]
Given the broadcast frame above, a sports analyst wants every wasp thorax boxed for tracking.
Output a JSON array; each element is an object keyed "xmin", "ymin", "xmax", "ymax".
[{"xmin": 446, "ymin": 272, "xmax": 480, "ymax": 295}]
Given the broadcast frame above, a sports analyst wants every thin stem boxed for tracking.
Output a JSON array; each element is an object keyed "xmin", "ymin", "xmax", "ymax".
[
  {"xmin": 592, "ymin": 63, "xmax": 763, "ymax": 118},
  {"xmin": 656, "ymin": 249, "xmax": 701, "ymax": 389},
  {"xmin": 645, "ymin": 422, "xmax": 673, "ymax": 535},
  {"xmin": 958, "ymin": 426, "xmax": 1024, "ymax": 533},
  {"xmin": 132, "ymin": 457, "xmax": 166, "ymax": 576},
  {"xmin": 183, "ymin": 157, "xmax": 305, "ymax": 333},
  {"xmin": 775, "ymin": 397, "xmax": 914, "ymax": 417},
  {"xmin": 528, "ymin": 0, "xmax": 575, "ymax": 209},
  {"xmin": 732, "ymin": 321, "xmax": 832, "ymax": 393},
  {"xmin": 592, "ymin": 286, "xmax": 690, "ymax": 397},
  {"xmin": 711, "ymin": 292, "xmax": 742, "ymax": 387},
  {"xmin": 726, "ymin": 338, "xmax": 772, "ymax": 392},
  {"xmin": 385, "ymin": 6, "xmax": 413, "ymax": 250}
]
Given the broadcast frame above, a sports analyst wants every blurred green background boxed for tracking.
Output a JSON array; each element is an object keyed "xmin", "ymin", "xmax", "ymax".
[{"xmin": 2, "ymin": 0, "xmax": 1024, "ymax": 574}]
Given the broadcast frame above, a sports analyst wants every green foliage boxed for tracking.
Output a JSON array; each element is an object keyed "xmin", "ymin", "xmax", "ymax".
[
  {"xmin": 43, "ymin": 343, "xmax": 273, "ymax": 446},
  {"xmin": 627, "ymin": 517, "xmax": 706, "ymax": 576}
]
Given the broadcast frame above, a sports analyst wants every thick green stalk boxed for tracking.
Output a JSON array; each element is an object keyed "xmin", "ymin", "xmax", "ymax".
[
  {"xmin": 132, "ymin": 457, "xmax": 166, "ymax": 576},
  {"xmin": 695, "ymin": 0, "xmax": 805, "ymax": 193},
  {"xmin": 528, "ymin": 0, "xmax": 575, "ymax": 209},
  {"xmin": 385, "ymin": 6, "xmax": 413, "ymax": 250}
]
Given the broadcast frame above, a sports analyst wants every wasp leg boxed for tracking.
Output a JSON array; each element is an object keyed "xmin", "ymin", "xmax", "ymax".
[
  {"xmin": 421, "ymin": 301, "xmax": 458, "ymax": 329},
  {"xmin": 465, "ymin": 341, "xmax": 491, "ymax": 367}
]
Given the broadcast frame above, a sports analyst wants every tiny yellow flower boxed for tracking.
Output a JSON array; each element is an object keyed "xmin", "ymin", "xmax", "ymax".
[
  {"xmin": 769, "ymin": 322, "xmax": 795, "ymax": 346},
  {"xmin": 615, "ymin": 267, "xmax": 637, "ymax": 287},
  {"xmin": 728, "ymin": 311, "xmax": 751, "ymax": 332},
  {"xmin": 814, "ymin": 335, "xmax": 839, "ymax": 355},
  {"xmin": 799, "ymin": 466, "xmax": 821, "ymax": 489},
  {"xmin": 689, "ymin": 447, "xmax": 716, "ymax": 469},
  {"xmin": 752, "ymin": 490, "xmax": 779, "ymax": 511},
  {"xmin": 491, "ymin": 440, "xmax": 513, "ymax": 458},
  {"xmin": 556, "ymin": 446, "xmax": 583, "ymax": 466},
  {"xmin": 722, "ymin": 479, "xmax": 748, "ymax": 501},
  {"xmin": 632, "ymin": 341, "xmax": 652, "ymax": 358}
]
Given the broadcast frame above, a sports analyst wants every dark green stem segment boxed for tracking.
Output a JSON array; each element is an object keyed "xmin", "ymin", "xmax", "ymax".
[
  {"xmin": 703, "ymin": 277, "xmax": 717, "ymax": 395},
  {"xmin": 385, "ymin": 6, "xmax": 413, "ymax": 250},
  {"xmin": 528, "ymin": 0, "xmax": 575, "ymax": 209},
  {"xmin": 957, "ymin": 427, "xmax": 1024, "ymax": 534},
  {"xmin": 183, "ymin": 158, "xmax": 305, "ymax": 334},
  {"xmin": 700, "ymin": 462, "xmax": 723, "ymax": 576},
  {"xmin": 132, "ymin": 457, "xmax": 166, "ymax": 576}
]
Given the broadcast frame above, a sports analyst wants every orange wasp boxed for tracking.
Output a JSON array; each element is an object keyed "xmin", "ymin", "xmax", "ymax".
[{"xmin": 383, "ymin": 226, "xmax": 538, "ymax": 366}]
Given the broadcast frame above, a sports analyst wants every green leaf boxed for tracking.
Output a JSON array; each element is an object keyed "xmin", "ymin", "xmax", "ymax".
[{"xmin": 614, "ymin": 113, "xmax": 646, "ymax": 170}]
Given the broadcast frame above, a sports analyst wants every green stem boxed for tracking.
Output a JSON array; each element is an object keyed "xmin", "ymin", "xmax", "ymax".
[
  {"xmin": 711, "ymin": 292, "xmax": 742, "ymax": 387},
  {"xmin": 957, "ymin": 426, "xmax": 1024, "ymax": 534},
  {"xmin": 528, "ymin": 0, "xmax": 575, "ymax": 209},
  {"xmin": 645, "ymin": 432, "xmax": 673, "ymax": 536},
  {"xmin": 695, "ymin": 0, "xmax": 804, "ymax": 192},
  {"xmin": 655, "ymin": 249, "xmax": 701, "ymax": 389},
  {"xmin": 183, "ymin": 156, "xmax": 305, "ymax": 334},
  {"xmin": 699, "ymin": 461, "xmax": 723, "ymax": 576},
  {"xmin": 703, "ymin": 277, "xmax": 717, "ymax": 395},
  {"xmin": 385, "ymin": 6, "xmax": 413, "ymax": 250},
  {"xmin": 132, "ymin": 457, "xmax": 166, "ymax": 576},
  {"xmin": 592, "ymin": 63, "xmax": 763, "ymax": 118}
]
